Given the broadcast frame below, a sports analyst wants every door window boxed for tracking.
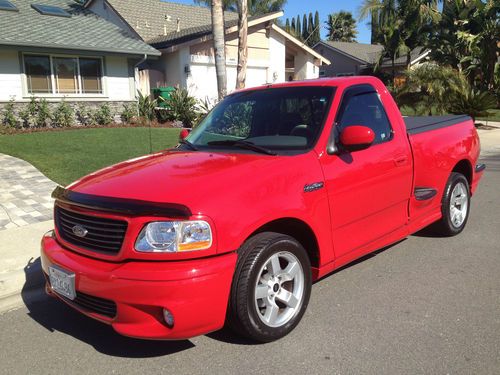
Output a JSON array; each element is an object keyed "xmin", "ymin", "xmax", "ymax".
[{"xmin": 336, "ymin": 85, "xmax": 392, "ymax": 144}]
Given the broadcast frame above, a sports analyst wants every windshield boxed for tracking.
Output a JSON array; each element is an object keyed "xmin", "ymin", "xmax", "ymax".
[{"xmin": 187, "ymin": 86, "xmax": 335, "ymax": 153}]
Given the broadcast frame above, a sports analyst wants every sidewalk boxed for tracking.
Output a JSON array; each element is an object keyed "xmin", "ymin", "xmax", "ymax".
[
  {"xmin": 0, "ymin": 153, "xmax": 57, "ymax": 312},
  {"xmin": 478, "ymin": 128, "xmax": 500, "ymax": 157},
  {"xmin": 0, "ymin": 221, "xmax": 52, "ymax": 312}
]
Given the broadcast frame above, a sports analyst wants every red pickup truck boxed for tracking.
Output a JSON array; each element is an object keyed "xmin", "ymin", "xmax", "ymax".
[{"xmin": 41, "ymin": 77, "xmax": 484, "ymax": 342}]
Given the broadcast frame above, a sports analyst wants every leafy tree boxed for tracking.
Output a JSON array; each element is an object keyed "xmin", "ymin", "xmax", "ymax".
[
  {"xmin": 313, "ymin": 11, "xmax": 321, "ymax": 45},
  {"xmin": 296, "ymin": 15, "xmax": 301, "ymax": 38},
  {"xmin": 306, "ymin": 12, "xmax": 314, "ymax": 44},
  {"xmin": 359, "ymin": 0, "xmax": 440, "ymax": 70},
  {"xmin": 285, "ymin": 18, "xmax": 290, "ymax": 33},
  {"xmin": 428, "ymin": 0, "xmax": 499, "ymax": 91},
  {"xmin": 302, "ymin": 14, "xmax": 308, "ymax": 40},
  {"xmin": 326, "ymin": 11, "xmax": 358, "ymax": 42}
]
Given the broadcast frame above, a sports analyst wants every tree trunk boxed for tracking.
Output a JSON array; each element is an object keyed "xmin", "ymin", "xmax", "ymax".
[
  {"xmin": 371, "ymin": 11, "xmax": 379, "ymax": 44},
  {"xmin": 211, "ymin": 0, "xmax": 227, "ymax": 100},
  {"xmin": 236, "ymin": 0, "xmax": 248, "ymax": 89}
]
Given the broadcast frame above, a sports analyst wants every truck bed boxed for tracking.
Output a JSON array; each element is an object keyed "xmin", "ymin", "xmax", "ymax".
[{"xmin": 404, "ymin": 115, "xmax": 471, "ymax": 135}]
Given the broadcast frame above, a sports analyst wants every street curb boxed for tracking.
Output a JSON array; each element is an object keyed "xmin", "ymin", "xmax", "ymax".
[{"xmin": 0, "ymin": 257, "xmax": 45, "ymax": 314}]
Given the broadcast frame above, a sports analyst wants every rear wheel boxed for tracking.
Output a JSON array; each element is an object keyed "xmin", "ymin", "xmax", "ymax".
[
  {"xmin": 433, "ymin": 172, "xmax": 470, "ymax": 236},
  {"xmin": 228, "ymin": 232, "xmax": 312, "ymax": 342}
]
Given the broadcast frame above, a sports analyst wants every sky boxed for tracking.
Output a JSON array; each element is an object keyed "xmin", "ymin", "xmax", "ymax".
[{"xmin": 172, "ymin": 0, "xmax": 372, "ymax": 44}]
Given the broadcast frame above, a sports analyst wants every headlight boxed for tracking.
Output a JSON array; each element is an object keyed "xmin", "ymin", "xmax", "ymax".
[{"xmin": 135, "ymin": 221, "xmax": 212, "ymax": 253}]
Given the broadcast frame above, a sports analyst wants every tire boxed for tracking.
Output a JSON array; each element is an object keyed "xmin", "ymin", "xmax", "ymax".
[
  {"xmin": 433, "ymin": 172, "xmax": 471, "ymax": 236},
  {"xmin": 228, "ymin": 232, "xmax": 312, "ymax": 342}
]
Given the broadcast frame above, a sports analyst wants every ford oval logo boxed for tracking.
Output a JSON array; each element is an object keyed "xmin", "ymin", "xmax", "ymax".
[{"xmin": 72, "ymin": 225, "xmax": 88, "ymax": 238}]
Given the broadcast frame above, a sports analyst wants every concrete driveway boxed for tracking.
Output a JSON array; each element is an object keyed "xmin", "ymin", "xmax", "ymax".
[{"xmin": 0, "ymin": 153, "xmax": 499, "ymax": 373}]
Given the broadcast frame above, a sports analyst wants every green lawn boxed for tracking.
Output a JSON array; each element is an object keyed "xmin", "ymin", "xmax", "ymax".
[{"xmin": 0, "ymin": 127, "xmax": 181, "ymax": 186}]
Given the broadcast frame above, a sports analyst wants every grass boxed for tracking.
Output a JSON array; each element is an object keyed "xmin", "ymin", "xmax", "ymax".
[
  {"xmin": 477, "ymin": 109, "xmax": 500, "ymax": 122},
  {"xmin": 0, "ymin": 127, "xmax": 181, "ymax": 186}
]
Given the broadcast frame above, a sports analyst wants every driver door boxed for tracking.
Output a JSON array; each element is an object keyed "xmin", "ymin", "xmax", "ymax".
[{"xmin": 320, "ymin": 84, "xmax": 412, "ymax": 263}]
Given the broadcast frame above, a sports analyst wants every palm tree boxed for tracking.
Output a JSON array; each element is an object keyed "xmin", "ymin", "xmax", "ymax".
[
  {"xmin": 248, "ymin": 0, "xmax": 287, "ymax": 14},
  {"xmin": 211, "ymin": 0, "xmax": 227, "ymax": 99},
  {"xmin": 396, "ymin": 63, "xmax": 468, "ymax": 115},
  {"xmin": 236, "ymin": 0, "xmax": 248, "ymax": 89},
  {"xmin": 325, "ymin": 11, "xmax": 358, "ymax": 42},
  {"xmin": 196, "ymin": 0, "xmax": 287, "ymax": 15},
  {"xmin": 195, "ymin": 0, "xmax": 237, "ymax": 11},
  {"xmin": 359, "ymin": 0, "xmax": 440, "ymax": 70},
  {"xmin": 358, "ymin": 0, "xmax": 396, "ymax": 45}
]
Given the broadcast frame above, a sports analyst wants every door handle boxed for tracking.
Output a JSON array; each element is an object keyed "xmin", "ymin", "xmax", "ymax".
[{"xmin": 394, "ymin": 155, "xmax": 408, "ymax": 167}]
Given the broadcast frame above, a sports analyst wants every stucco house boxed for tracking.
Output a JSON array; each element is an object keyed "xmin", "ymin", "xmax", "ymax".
[
  {"xmin": 85, "ymin": 0, "xmax": 330, "ymax": 101},
  {"xmin": 313, "ymin": 41, "xmax": 429, "ymax": 78},
  {"xmin": 0, "ymin": 0, "xmax": 159, "ymax": 119}
]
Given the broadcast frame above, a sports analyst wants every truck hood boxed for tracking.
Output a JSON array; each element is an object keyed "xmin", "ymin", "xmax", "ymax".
[{"xmin": 67, "ymin": 149, "xmax": 308, "ymax": 212}]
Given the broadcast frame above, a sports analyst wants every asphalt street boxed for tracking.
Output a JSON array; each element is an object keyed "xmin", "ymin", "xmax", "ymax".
[{"xmin": 0, "ymin": 154, "xmax": 499, "ymax": 375}]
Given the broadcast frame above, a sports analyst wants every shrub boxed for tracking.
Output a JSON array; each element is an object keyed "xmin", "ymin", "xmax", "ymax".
[
  {"xmin": 137, "ymin": 91, "xmax": 157, "ymax": 122},
  {"xmin": 396, "ymin": 64, "xmax": 468, "ymax": 115},
  {"xmin": 2, "ymin": 99, "xmax": 18, "ymax": 128},
  {"xmin": 18, "ymin": 97, "xmax": 37, "ymax": 128},
  {"xmin": 121, "ymin": 103, "xmax": 138, "ymax": 124},
  {"xmin": 37, "ymin": 99, "xmax": 51, "ymax": 127},
  {"xmin": 93, "ymin": 103, "xmax": 113, "ymax": 125},
  {"xmin": 162, "ymin": 88, "xmax": 199, "ymax": 128},
  {"xmin": 448, "ymin": 89, "xmax": 497, "ymax": 122},
  {"xmin": 52, "ymin": 101, "xmax": 75, "ymax": 127},
  {"xmin": 19, "ymin": 97, "xmax": 51, "ymax": 128},
  {"xmin": 76, "ymin": 104, "xmax": 95, "ymax": 126}
]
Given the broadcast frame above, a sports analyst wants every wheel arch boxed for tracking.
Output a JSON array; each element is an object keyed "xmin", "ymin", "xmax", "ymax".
[
  {"xmin": 247, "ymin": 217, "xmax": 320, "ymax": 268},
  {"xmin": 452, "ymin": 159, "xmax": 473, "ymax": 186}
]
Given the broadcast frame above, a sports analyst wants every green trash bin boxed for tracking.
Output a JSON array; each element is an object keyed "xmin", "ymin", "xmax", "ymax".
[{"xmin": 152, "ymin": 87, "xmax": 175, "ymax": 108}]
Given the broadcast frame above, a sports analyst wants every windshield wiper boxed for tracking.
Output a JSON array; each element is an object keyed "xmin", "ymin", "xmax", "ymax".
[
  {"xmin": 179, "ymin": 139, "xmax": 198, "ymax": 151},
  {"xmin": 207, "ymin": 140, "xmax": 277, "ymax": 155}
]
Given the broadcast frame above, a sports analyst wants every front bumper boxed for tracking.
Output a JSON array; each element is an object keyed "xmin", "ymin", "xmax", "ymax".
[{"xmin": 41, "ymin": 234, "xmax": 237, "ymax": 340}]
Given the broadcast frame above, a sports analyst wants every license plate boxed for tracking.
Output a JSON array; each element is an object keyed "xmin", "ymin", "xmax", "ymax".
[{"xmin": 48, "ymin": 265, "xmax": 76, "ymax": 300}]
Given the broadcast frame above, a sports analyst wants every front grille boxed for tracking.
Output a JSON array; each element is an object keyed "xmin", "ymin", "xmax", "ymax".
[
  {"xmin": 68, "ymin": 291, "xmax": 117, "ymax": 318},
  {"xmin": 55, "ymin": 206, "xmax": 127, "ymax": 255}
]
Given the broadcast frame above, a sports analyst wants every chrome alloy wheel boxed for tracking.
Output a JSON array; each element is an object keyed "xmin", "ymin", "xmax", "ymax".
[
  {"xmin": 254, "ymin": 251, "xmax": 305, "ymax": 328},
  {"xmin": 450, "ymin": 181, "xmax": 468, "ymax": 228}
]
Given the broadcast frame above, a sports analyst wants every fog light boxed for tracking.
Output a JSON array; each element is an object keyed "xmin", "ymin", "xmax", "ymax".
[{"xmin": 163, "ymin": 308, "xmax": 174, "ymax": 328}]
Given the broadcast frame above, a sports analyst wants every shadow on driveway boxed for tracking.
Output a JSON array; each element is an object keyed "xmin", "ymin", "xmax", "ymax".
[{"xmin": 20, "ymin": 262, "xmax": 195, "ymax": 358}]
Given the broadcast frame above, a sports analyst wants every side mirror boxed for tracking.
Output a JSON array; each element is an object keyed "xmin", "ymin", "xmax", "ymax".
[
  {"xmin": 339, "ymin": 125, "xmax": 375, "ymax": 152},
  {"xmin": 179, "ymin": 128, "xmax": 190, "ymax": 141}
]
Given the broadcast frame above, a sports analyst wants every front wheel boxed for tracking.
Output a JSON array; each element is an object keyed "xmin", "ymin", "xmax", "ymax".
[
  {"xmin": 433, "ymin": 172, "xmax": 471, "ymax": 236},
  {"xmin": 228, "ymin": 232, "xmax": 312, "ymax": 342}
]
